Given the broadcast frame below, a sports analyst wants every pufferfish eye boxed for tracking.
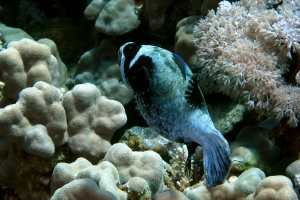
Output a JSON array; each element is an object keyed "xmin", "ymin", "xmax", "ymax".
[{"xmin": 123, "ymin": 42, "xmax": 139, "ymax": 57}]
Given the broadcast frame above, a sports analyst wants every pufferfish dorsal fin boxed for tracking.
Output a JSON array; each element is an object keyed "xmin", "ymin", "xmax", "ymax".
[
  {"xmin": 185, "ymin": 75, "xmax": 207, "ymax": 109},
  {"xmin": 172, "ymin": 53, "xmax": 186, "ymax": 81}
]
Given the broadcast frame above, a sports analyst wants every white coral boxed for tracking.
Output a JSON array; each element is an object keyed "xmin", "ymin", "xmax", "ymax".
[{"xmin": 193, "ymin": 0, "xmax": 300, "ymax": 127}]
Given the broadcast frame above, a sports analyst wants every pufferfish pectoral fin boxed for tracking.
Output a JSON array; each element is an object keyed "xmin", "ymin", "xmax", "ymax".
[
  {"xmin": 202, "ymin": 129, "xmax": 231, "ymax": 188},
  {"xmin": 127, "ymin": 55, "xmax": 153, "ymax": 96},
  {"xmin": 185, "ymin": 75, "xmax": 208, "ymax": 110},
  {"xmin": 172, "ymin": 53, "xmax": 186, "ymax": 81},
  {"xmin": 129, "ymin": 65, "xmax": 151, "ymax": 96}
]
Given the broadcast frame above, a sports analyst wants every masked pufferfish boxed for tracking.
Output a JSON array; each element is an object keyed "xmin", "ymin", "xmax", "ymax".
[{"xmin": 118, "ymin": 42, "xmax": 231, "ymax": 188}]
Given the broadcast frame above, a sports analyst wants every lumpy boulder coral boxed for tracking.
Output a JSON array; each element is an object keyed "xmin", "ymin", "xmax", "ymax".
[
  {"xmin": 175, "ymin": 16, "xmax": 201, "ymax": 68},
  {"xmin": 230, "ymin": 126, "xmax": 281, "ymax": 174},
  {"xmin": 186, "ymin": 168, "xmax": 265, "ymax": 200},
  {"xmin": 51, "ymin": 179, "xmax": 118, "ymax": 200},
  {"xmin": 145, "ymin": 0, "xmax": 174, "ymax": 30},
  {"xmin": 37, "ymin": 38, "xmax": 67, "ymax": 86},
  {"xmin": 0, "ymin": 38, "xmax": 60, "ymax": 101},
  {"xmin": 51, "ymin": 158, "xmax": 127, "ymax": 199},
  {"xmin": 74, "ymin": 39, "xmax": 132, "ymax": 105},
  {"xmin": 62, "ymin": 83, "xmax": 127, "ymax": 163},
  {"xmin": 186, "ymin": 167, "xmax": 298, "ymax": 200},
  {"xmin": 0, "ymin": 81, "xmax": 67, "ymax": 158},
  {"xmin": 286, "ymin": 159, "xmax": 300, "ymax": 180},
  {"xmin": 84, "ymin": 0, "xmax": 141, "ymax": 35},
  {"xmin": 51, "ymin": 144, "xmax": 165, "ymax": 199},
  {"xmin": 103, "ymin": 143, "xmax": 165, "ymax": 197},
  {"xmin": 246, "ymin": 176, "xmax": 298, "ymax": 200}
]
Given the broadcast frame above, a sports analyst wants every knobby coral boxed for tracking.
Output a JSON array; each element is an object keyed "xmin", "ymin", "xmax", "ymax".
[
  {"xmin": 186, "ymin": 168, "xmax": 298, "ymax": 200},
  {"xmin": 84, "ymin": 0, "xmax": 141, "ymax": 35},
  {"xmin": 0, "ymin": 38, "xmax": 60, "ymax": 102},
  {"xmin": 73, "ymin": 39, "xmax": 132, "ymax": 105},
  {"xmin": 63, "ymin": 83, "xmax": 127, "ymax": 163},
  {"xmin": 0, "ymin": 81, "xmax": 67, "ymax": 158},
  {"xmin": 193, "ymin": 0, "xmax": 300, "ymax": 127},
  {"xmin": 51, "ymin": 143, "xmax": 164, "ymax": 199}
]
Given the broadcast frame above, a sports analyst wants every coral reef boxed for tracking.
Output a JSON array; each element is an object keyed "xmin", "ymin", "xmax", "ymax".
[
  {"xmin": 63, "ymin": 83, "xmax": 127, "ymax": 163},
  {"xmin": 0, "ymin": 0, "xmax": 299, "ymax": 199},
  {"xmin": 193, "ymin": 0, "xmax": 300, "ymax": 127},
  {"xmin": 120, "ymin": 126, "xmax": 203, "ymax": 190},
  {"xmin": 186, "ymin": 168, "xmax": 265, "ymax": 200},
  {"xmin": 0, "ymin": 36, "xmax": 127, "ymax": 197}
]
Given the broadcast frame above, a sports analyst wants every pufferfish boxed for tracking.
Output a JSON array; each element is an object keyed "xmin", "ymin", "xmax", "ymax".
[{"xmin": 118, "ymin": 42, "xmax": 231, "ymax": 188}]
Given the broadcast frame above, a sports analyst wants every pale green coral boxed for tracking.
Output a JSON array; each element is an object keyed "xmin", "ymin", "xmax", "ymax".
[{"xmin": 230, "ymin": 126, "xmax": 281, "ymax": 174}]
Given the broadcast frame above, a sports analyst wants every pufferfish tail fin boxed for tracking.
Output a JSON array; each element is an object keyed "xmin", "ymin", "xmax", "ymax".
[{"xmin": 202, "ymin": 129, "xmax": 231, "ymax": 189}]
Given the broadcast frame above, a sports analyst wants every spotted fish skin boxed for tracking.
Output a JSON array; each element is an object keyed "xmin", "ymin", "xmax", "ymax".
[{"xmin": 118, "ymin": 42, "xmax": 231, "ymax": 188}]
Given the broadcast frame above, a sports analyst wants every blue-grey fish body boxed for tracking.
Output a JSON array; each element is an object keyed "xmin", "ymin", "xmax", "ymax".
[{"xmin": 118, "ymin": 42, "xmax": 231, "ymax": 188}]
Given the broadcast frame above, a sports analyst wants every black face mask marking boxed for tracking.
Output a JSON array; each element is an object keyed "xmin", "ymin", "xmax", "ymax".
[
  {"xmin": 127, "ymin": 55, "xmax": 153, "ymax": 95},
  {"xmin": 123, "ymin": 42, "xmax": 139, "ymax": 57}
]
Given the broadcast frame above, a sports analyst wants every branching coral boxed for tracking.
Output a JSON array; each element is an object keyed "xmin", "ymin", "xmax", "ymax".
[
  {"xmin": 166, "ymin": 145, "xmax": 191, "ymax": 191},
  {"xmin": 193, "ymin": 0, "xmax": 300, "ymax": 127},
  {"xmin": 120, "ymin": 126, "xmax": 203, "ymax": 191}
]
